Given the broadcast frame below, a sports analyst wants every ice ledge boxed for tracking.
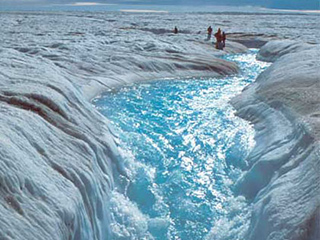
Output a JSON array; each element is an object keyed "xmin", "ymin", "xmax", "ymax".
[
  {"xmin": 232, "ymin": 40, "xmax": 320, "ymax": 240},
  {"xmin": 257, "ymin": 39, "xmax": 316, "ymax": 62}
]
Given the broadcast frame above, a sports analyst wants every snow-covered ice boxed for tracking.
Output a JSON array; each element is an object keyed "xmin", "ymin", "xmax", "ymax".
[
  {"xmin": 0, "ymin": 11, "xmax": 319, "ymax": 240},
  {"xmin": 231, "ymin": 41, "xmax": 320, "ymax": 240}
]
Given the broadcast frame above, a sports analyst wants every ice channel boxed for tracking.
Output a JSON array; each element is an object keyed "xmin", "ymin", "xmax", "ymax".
[{"xmin": 92, "ymin": 49, "xmax": 271, "ymax": 240}]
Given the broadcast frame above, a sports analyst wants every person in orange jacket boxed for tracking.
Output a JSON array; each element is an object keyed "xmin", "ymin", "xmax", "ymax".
[{"xmin": 214, "ymin": 28, "xmax": 223, "ymax": 49}]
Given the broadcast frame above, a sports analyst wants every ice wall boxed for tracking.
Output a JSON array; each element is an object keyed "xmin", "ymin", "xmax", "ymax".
[
  {"xmin": 0, "ymin": 47, "xmax": 121, "ymax": 240},
  {"xmin": 232, "ymin": 40, "xmax": 320, "ymax": 240}
]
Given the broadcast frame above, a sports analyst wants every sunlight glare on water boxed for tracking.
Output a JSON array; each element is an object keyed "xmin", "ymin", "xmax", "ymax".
[{"xmin": 93, "ymin": 49, "xmax": 270, "ymax": 240}]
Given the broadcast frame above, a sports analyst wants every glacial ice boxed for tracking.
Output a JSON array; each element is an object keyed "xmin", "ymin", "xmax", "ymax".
[
  {"xmin": 231, "ymin": 41, "xmax": 320, "ymax": 240},
  {"xmin": 0, "ymin": 11, "xmax": 248, "ymax": 240},
  {"xmin": 0, "ymin": 11, "xmax": 319, "ymax": 240},
  {"xmin": 256, "ymin": 39, "xmax": 316, "ymax": 62}
]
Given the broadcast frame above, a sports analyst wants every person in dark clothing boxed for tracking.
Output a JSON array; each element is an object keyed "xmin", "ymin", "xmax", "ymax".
[
  {"xmin": 207, "ymin": 26, "xmax": 213, "ymax": 40},
  {"xmin": 174, "ymin": 26, "xmax": 178, "ymax": 34},
  {"xmin": 222, "ymin": 31, "xmax": 226, "ymax": 47}
]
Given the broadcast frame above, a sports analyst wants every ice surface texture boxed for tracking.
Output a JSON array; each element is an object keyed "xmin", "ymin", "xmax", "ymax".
[
  {"xmin": 0, "ymin": 11, "xmax": 319, "ymax": 240},
  {"xmin": 231, "ymin": 40, "xmax": 320, "ymax": 240},
  {"xmin": 0, "ymin": 47, "xmax": 119, "ymax": 240}
]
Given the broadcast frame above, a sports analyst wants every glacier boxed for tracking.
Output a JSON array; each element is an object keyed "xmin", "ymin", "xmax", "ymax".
[{"xmin": 0, "ymin": 11, "xmax": 319, "ymax": 240}]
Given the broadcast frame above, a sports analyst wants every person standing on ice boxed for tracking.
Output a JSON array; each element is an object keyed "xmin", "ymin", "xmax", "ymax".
[
  {"xmin": 214, "ymin": 28, "xmax": 223, "ymax": 50},
  {"xmin": 174, "ymin": 26, "xmax": 178, "ymax": 34},
  {"xmin": 207, "ymin": 26, "xmax": 213, "ymax": 40},
  {"xmin": 222, "ymin": 31, "xmax": 226, "ymax": 48}
]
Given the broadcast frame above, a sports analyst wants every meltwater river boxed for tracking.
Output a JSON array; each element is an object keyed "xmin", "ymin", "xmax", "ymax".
[{"xmin": 93, "ymin": 50, "xmax": 270, "ymax": 240}]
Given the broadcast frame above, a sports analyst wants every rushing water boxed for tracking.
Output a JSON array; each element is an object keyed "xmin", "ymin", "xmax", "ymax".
[{"xmin": 93, "ymin": 50, "xmax": 270, "ymax": 240}]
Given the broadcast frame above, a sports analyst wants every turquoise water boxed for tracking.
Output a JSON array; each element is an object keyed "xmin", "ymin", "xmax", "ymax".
[{"xmin": 93, "ymin": 50, "xmax": 270, "ymax": 240}]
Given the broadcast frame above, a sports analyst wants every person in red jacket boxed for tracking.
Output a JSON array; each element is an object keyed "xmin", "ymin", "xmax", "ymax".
[{"xmin": 214, "ymin": 28, "xmax": 223, "ymax": 49}]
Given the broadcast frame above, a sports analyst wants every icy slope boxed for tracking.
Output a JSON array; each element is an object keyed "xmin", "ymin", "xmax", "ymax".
[
  {"xmin": 256, "ymin": 39, "xmax": 316, "ymax": 62},
  {"xmin": 231, "ymin": 41, "xmax": 320, "ymax": 240},
  {"xmin": 0, "ymin": 48, "xmax": 121, "ymax": 240}
]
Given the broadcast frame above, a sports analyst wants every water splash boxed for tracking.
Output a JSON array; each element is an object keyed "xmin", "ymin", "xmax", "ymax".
[{"xmin": 93, "ymin": 49, "xmax": 270, "ymax": 240}]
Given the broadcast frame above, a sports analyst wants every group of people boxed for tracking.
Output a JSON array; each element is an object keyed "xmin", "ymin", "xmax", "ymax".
[
  {"xmin": 173, "ymin": 26, "xmax": 226, "ymax": 50},
  {"xmin": 208, "ymin": 26, "xmax": 226, "ymax": 50}
]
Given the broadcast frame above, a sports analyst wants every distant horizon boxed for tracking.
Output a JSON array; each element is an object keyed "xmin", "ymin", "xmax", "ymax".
[
  {"xmin": 0, "ymin": 3, "xmax": 319, "ymax": 13},
  {"xmin": 0, "ymin": 0, "xmax": 319, "ymax": 12}
]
